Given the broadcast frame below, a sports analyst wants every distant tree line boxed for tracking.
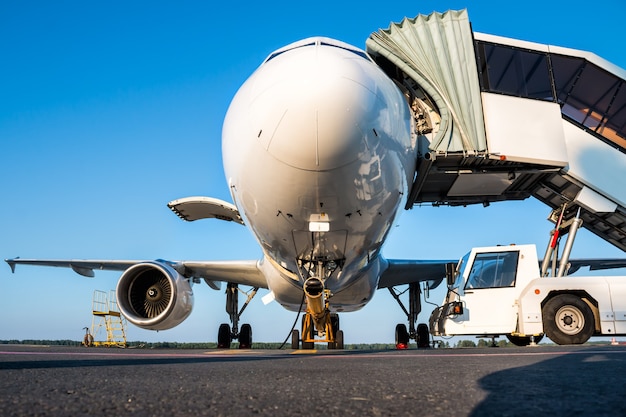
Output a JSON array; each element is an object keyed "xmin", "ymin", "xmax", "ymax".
[
  {"xmin": 455, "ymin": 339, "xmax": 512, "ymax": 348},
  {"xmin": 0, "ymin": 340, "xmax": 83, "ymax": 346}
]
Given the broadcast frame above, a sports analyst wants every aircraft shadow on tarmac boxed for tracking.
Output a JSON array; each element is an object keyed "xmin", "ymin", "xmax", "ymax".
[{"xmin": 470, "ymin": 347, "xmax": 626, "ymax": 416}]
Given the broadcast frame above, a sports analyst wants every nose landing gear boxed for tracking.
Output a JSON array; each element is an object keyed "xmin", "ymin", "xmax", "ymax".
[{"xmin": 291, "ymin": 311, "xmax": 344, "ymax": 350}]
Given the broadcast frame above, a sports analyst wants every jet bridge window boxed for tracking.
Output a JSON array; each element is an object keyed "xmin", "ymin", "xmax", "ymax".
[
  {"xmin": 551, "ymin": 54, "xmax": 626, "ymax": 151},
  {"xmin": 475, "ymin": 40, "xmax": 626, "ymax": 152},
  {"xmin": 475, "ymin": 41, "xmax": 554, "ymax": 101},
  {"xmin": 465, "ymin": 251, "xmax": 519, "ymax": 290}
]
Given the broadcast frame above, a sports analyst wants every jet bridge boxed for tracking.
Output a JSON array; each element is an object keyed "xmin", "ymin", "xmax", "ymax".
[{"xmin": 366, "ymin": 9, "xmax": 626, "ymax": 251}]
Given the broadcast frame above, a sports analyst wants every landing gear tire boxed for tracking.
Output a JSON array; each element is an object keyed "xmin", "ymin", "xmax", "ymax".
[
  {"xmin": 291, "ymin": 329, "xmax": 300, "ymax": 349},
  {"xmin": 328, "ymin": 314, "xmax": 340, "ymax": 350},
  {"xmin": 335, "ymin": 330, "xmax": 344, "ymax": 350},
  {"xmin": 395, "ymin": 323, "xmax": 409, "ymax": 349},
  {"xmin": 217, "ymin": 323, "xmax": 231, "ymax": 349},
  {"xmin": 506, "ymin": 334, "xmax": 544, "ymax": 346},
  {"xmin": 542, "ymin": 294, "xmax": 595, "ymax": 345},
  {"xmin": 239, "ymin": 323, "xmax": 252, "ymax": 349},
  {"xmin": 417, "ymin": 323, "xmax": 430, "ymax": 348}
]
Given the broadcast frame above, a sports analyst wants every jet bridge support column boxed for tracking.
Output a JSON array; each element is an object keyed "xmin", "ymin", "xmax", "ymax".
[
  {"xmin": 557, "ymin": 209, "xmax": 583, "ymax": 277},
  {"xmin": 540, "ymin": 205, "xmax": 584, "ymax": 278},
  {"xmin": 541, "ymin": 204, "xmax": 567, "ymax": 277}
]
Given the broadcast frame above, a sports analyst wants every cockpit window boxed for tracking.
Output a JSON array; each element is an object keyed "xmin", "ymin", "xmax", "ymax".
[
  {"xmin": 265, "ymin": 42, "xmax": 316, "ymax": 62},
  {"xmin": 265, "ymin": 39, "xmax": 370, "ymax": 63},
  {"xmin": 465, "ymin": 251, "xmax": 519, "ymax": 289},
  {"xmin": 319, "ymin": 41, "xmax": 370, "ymax": 60}
]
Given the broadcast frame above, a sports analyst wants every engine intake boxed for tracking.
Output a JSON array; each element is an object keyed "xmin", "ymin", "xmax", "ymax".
[{"xmin": 116, "ymin": 261, "xmax": 194, "ymax": 330}]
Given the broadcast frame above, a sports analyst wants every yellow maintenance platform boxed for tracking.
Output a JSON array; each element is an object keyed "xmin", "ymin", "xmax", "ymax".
[{"xmin": 83, "ymin": 290, "xmax": 127, "ymax": 347}]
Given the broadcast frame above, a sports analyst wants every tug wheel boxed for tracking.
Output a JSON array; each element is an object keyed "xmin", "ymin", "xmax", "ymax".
[{"xmin": 542, "ymin": 294, "xmax": 594, "ymax": 345}]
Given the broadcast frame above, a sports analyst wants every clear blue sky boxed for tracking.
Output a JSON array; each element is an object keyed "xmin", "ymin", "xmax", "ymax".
[{"xmin": 1, "ymin": 1, "xmax": 625, "ymax": 344}]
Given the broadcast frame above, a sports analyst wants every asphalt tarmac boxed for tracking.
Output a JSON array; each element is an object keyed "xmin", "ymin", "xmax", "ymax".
[{"xmin": 1, "ymin": 344, "xmax": 626, "ymax": 416}]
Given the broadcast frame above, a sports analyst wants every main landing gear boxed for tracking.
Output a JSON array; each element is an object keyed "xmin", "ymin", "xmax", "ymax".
[
  {"xmin": 389, "ymin": 282, "xmax": 430, "ymax": 349},
  {"xmin": 217, "ymin": 283, "xmax": 259, "ymax": 349}
]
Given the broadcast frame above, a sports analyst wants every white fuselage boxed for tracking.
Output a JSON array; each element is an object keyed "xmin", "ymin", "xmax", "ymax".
[{"xmin": 222, "ymin": 38, "xmax": 416, "ymax": 312}]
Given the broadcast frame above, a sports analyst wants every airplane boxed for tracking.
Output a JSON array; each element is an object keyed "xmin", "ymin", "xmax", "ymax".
[
  {"xmin": 7, "ymin": 34, "xmax": 624, "ymax": 349},
  {"xmin": 5, "ymin": 36, "xmax": 451, "ymax": 349}
]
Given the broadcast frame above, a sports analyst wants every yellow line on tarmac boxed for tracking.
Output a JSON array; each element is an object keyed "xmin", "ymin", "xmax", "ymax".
[
  {"xmin": 290, "ymin": 349, "xmax": 318, "ymax": 355},
  {"xmin": 200, "ymin": 349, "xmax": 323, "ymax": 355},
  {"xmin": 203, "ymin": 349, "xmax": 257, "ymax": 355}
]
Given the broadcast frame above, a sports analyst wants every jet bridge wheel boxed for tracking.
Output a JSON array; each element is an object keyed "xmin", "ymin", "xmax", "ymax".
[{"xmin": 542, "ymin": 294, "xmax": 595, "ymax": 345}]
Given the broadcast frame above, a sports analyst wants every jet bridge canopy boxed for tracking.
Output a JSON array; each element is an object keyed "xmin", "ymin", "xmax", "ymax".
[
  {"xmin": 366, "ymin": 9, "xmax": 626, "ymax": 251},
  {"xmin": 366, "ymin": 9, "xmax": 487, "ymax": 155}
]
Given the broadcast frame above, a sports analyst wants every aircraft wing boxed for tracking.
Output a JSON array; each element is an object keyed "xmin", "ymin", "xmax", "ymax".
[
  {"xmin": 179, "ymin": 260, "xmax": 268, "ymax": 288},
  {"xmin": 5, "ymin": 258, "xmax": 140, "ymax": 277},
  {"xmin": 5, "ymin": 258, "xmax": 268, "ymax": 289},
  {"xmin": 378, "ymin": 259, "xmax": 457, "ymax": 290}
]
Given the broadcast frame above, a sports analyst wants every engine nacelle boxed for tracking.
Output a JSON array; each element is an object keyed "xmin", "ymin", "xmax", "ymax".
[{"xmin": 116, "ymin": 261, "xmax": 194, "ymax": 331}]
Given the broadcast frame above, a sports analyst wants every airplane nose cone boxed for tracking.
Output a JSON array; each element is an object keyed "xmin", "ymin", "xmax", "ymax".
[{"xmin": 246, "ymin": 41, "xmax": 404, "ymax": 171}]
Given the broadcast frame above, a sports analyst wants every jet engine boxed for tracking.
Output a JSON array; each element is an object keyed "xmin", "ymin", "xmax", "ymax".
[{"xmin": 116, "ymin": 261, "xmax": 194, "ymax": 330}]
